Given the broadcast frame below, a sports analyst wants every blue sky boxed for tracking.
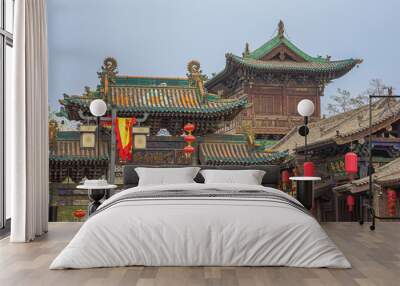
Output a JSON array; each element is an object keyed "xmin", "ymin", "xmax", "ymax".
[{"xmin": 47, "ymin": 0, "xmax": 400, "ymax": 115}]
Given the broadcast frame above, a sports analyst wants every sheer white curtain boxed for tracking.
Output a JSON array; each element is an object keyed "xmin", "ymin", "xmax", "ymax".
[{"xmin": 7, "ymin": 0, "xmax": 49, "ymax": 242}]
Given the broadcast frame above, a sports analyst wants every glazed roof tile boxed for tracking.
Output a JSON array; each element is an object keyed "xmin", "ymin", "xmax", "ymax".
[{"xmin": 61, "ymin": 76, "xmax": 248, "ymax": 117}]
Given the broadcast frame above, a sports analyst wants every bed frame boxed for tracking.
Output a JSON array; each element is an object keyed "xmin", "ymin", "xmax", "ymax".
[{"xmin": 123, "ymin": 165, "xmax": 281, "ymax": 188}]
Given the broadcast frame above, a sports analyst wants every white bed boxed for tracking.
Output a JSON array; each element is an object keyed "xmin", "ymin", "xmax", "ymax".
[{"xmin": 50, "ymin": 183, "xmax": 351, "ymax": 269}]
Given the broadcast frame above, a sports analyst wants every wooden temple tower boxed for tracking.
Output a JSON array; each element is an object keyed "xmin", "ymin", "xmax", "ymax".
[{"xmin": 205, "ymin": 21, "xmax": 362, "ymax": 139}]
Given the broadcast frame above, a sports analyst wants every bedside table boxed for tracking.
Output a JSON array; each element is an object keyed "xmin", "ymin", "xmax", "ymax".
[
  {"xmin": 290, "ymin": 176, "xmax": 321, "ymax": 210},
  {"xmin": 77, "ymin": 184, "xmax": 117, "ymax": 215}
]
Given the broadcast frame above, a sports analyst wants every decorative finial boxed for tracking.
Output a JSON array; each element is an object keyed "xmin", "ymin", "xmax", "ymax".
[
  {"xmin": 388, "ymin": 87, "xmax": 393, "ymax": 96},
  {"xmin": 242, "ymin": 42, "xmax": 250, "ymax": 57},
  {"xmin": 278, "ymin": 20, "xmax": 285, "ymax": 39},
  {"xmin": 97, "ymin": 57, "xmax": 118, "ymax": 100},
  {"xmin": 187, "ymin": 60, "xmax": 206, "ymax": 101}
]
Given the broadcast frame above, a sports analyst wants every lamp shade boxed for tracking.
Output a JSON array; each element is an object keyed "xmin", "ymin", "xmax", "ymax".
[
  {"xmin": 387, "ymin": 189, "xmax": 397, "ymax": 217},
  {"xmin": 346, "ymin": 195, "xmax": 355, "ymax": 213},
  {"xmin": 303, "ymin": 161, "xmax": 315, "ymax": 176},
  {"xmin": 297, "ymin": 99, "xmax": 315, "ymax": 117},
  {"xmin": 281, "ymin": 170, "xmax": 290, "ymax": 184},
  {"xmin": 89, "ymin": 99, "xmax": 107, "ymax": 117},
  {"xmin": 345, "ymin": 152, "xmax": 358, "ymax": 174},
  {"xmin": 184, "ymin": 123, "xmax": 195, "ymax": 133},
  {"xmin": 184, "ymin": 134, "xmax": 196, "ymax": 144}
]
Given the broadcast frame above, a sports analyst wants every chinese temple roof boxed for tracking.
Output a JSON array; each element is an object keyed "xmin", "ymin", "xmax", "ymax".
[
  {"xmin": 206, "ymin": 20, "xmax": 361, "ymax": 90},
  {"xmin": 60, "ymin": 59, "xmax": 248, "ymax": 129},
  {"xmin": 199, "ymin": 142, "xmax": 288, "ymax": 166},
  {"xmin": 61, "ymin": 86, "xmax": 247, "ymax": 118},
  {"xmin": 226, "ymin": 54, "xmax": 360, "ymax": 74},
  {"xmin": 334, "ymin": 156, "xmax": 400, "ymax": 193},
  {"xmin": 273, "ymin": 98, "xmax": 400, "ymax": 153}
]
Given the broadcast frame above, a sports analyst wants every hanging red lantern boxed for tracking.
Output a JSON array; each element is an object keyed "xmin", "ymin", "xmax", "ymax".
[
  {"xmin": 183, "ymin": 123, "xmax": 196, "ymax": 158},
  {"xmin": 387, "ymin": 189, "xmax": 397, "ymax": 217},
  {"xmin": 303, "ymin": 162, "xmax": 315, "ymax": 177},
  {"xmin": 184, "ymin": 134, "xmax": 196, "ymax": 144},
  {"xmin": 73, "ymin": 209, "xmax": 86, "ymax": 220},
  {"xmin": 281, "ymin": 170, "xmax": 290, "ymax": 184},
  {"xmin": 184, "ymin": 123, "xmax": 195, "ymax": 133},
  {"xmin": 346, "ymin": 195, "xmax": 355, "ymax": 212},
  {"xmin": 345, "ymin": 152, "xmax": 358, "ymax": 175},
  {"xmin": 183, "ymin": 145, "xmax": 195, "ymax": 155}
]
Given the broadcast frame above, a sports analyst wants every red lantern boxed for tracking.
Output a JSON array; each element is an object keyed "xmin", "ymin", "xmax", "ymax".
[
  {"xmin": 387, "ymin": 189, "xmax": 397, "ymax": 217},
  {"xmin": 184, "ymin": 123, "xmax": 195, "ymax": 133},
  {"xmin": 346, "ymin": 195, "xmax": 355, "ymax": 212},
  {"xmin": 183, "ymin": 123, "xmax": 196, "ymax": 158},
  {"xmin": 303, "ymin": 162, "xmax": 315, "ymax": 177},
  {"xmin": 281, "ymin": 170, "xmax": 290, "ymax": 184},
  {"xmin": 184, "ymin": 134, "xmax": 196, "ymax": 144},
  {"xmin": 345, "ymin": 152, "xmax": 358, "ymax": 175},
  {"xmin": 73, "ymin": 209, "xmax": 86, "ymax": 219},
  {"xmin": 183, "ymin": 145, "xmax": 195, "ymax": 155}
]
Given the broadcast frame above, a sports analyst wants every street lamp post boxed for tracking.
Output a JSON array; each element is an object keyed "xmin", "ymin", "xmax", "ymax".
[
  {"xmin": 89, "ymin": 99, "xmax": 107, "ymax": 161},
  {"xmin": 289, "ymin": 99, "xmax": 320, "ymax": 210},
  {"xmin": 89, "ymin": 99, "xmax": 107, "ymax": 178},
  {"xmin": 297, "ymin": 99, "xmax": 315, "ymax": 162}
]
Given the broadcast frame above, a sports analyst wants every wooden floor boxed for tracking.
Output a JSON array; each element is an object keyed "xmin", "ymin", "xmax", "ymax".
[{"xmin": 0, "ymin": 222, "xmax": 399, "ymax": 286}]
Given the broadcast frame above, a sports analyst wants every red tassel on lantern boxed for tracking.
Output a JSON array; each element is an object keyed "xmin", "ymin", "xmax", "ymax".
[
  {"xmin": 281, "ymin": 170, "xmax": 290, "ymax": 184},
  {"xmin": 183, "ymin": 145, "xmax": 195, "ymax": 155},
  {"xmin": 345, "ymin": 152, "xmax": 358, "ymax": 175},
  {"xmin": 303, "ymin": 162, "xmax": 315, "ymax": 177},
  {"xmin": 346, "ymin": 195, "xmax": 355, "ymax": 212},
  {"xmin": 387, "ymin": 189, "xmax": 397, "ymax": 217}
]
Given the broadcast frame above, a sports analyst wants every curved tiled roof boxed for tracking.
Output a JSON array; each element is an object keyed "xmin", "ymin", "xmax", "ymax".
[
  {"xmin": 205, "ymin": 28, "xmax": 361, "ymax": 90},
  {"xmin": 61, "ymin": 89, "xmax": 247, "ymax": 116},
  {"xmin": 60, "ymin": 74, "xmax": 248, "ymax": 119},
  {"xmin": 228, "ymin": 54, "xmax": 361, "ymax": 74},
  {"xmin": 200, "ymin": 142, "xmax": 288, "ymax": 166},
  {"xmin": 248, "ymin": 35, "xmax": 327, "ymax": 63},
  {"xmin": 273, "ymin": 99, "xmax": 400, "ymax": 153}
]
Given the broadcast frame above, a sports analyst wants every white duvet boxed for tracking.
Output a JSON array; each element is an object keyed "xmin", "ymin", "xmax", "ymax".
[{"xmin": 50, "ymin": 183, "xmax": 351, "ymax": 269}]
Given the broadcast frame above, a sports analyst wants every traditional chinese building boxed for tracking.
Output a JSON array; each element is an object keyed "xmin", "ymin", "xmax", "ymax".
[
  {"xmin": 205, "ymin": 21, "xmax": 362, "ymax": 139},
  {"xmin": 50, "ymin": 58, "xmax": 288, "ymax": 221},
  {"xmin": 334, "ymin": 156, "xmax": 400, "ymax": 220},
  {"xmin": 273, "ymin": 97, "xmax": 400, "ymax": 221}
]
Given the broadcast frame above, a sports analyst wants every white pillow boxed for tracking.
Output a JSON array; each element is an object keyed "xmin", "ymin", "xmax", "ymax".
[
  {"xmin": 200, "ymin": 169, "xmax": 266, "ymax": 185},
  {"xmin": 135, "ymin": 167, "xmax": 200, "ymax": 186}
]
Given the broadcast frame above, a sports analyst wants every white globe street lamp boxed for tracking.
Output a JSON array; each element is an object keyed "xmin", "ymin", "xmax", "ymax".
[
  {"xmin": 89, "ymin": 99, "xmax": 107, "ymax": 117},
  {"xmin": 297, "ymin": 99, "xmax": 315, "ymax": 117}
]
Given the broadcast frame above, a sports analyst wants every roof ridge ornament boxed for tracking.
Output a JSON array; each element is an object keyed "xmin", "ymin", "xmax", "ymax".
[
  {"xmin": 97, "ymin": 57, "xmax": 118, "ymax": 101},
  {"xmin": 278, "ymin": 20, "xmax": 285, "ymax": 39},
  {"xmin": 187, "ymin": 60, "xmax": 206, "ymax": 102},
  {"xmin": 242, "ymin": 42, "xmax": 250, "ymax": 58}
]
